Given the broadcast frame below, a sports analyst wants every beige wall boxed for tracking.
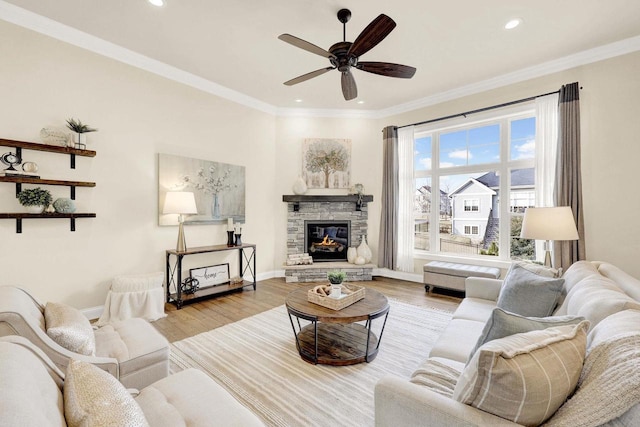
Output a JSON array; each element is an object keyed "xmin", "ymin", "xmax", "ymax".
[
  {"xmin": 1, "ymin": 20, "xmax": 639, "ymax": 310},
  {"xmin": 0, "ymin": 22, "xmax": 276, "ymax": 307},
  {"xmin": 382, "ymin": 51, "xmax": 640, "ymax": 278}
]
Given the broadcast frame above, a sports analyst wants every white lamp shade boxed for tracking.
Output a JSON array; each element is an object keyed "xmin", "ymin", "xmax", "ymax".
[
  {"xmin": 520, "ymin": 207, "xmax": 579, "ymax": 241},
  {"xmin": 162, "ymin": 191, "xmax": 198, "ymax": 215}
]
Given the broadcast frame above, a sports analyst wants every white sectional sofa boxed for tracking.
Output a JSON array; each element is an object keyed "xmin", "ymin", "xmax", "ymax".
[{"xmin": 375, "ymin": 261, "xmax": 640, "ymax": 426}]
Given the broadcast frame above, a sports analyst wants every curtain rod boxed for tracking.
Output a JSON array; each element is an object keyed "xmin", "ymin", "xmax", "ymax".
[{"xmin": 397, "ymin": 89, "xmax": 562, "ymax": 129}]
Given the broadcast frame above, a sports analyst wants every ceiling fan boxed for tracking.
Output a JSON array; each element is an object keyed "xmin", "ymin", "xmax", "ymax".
[{"xmin": 278, "ymin": 9, "xmax": 417, "ymax": 101}]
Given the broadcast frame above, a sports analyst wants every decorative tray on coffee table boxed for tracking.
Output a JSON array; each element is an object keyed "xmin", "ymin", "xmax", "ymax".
[{"xmin": 307, "ymin": 283, "xmax": 365, "ymax": 310}]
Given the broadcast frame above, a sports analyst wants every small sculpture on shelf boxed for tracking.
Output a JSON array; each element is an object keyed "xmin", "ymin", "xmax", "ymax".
[{"xmin": 181, "ymin": 277, "xmax": 199, "ymax": 295}]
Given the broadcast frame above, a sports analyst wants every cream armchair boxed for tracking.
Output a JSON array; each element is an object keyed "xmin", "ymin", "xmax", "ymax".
[{"xmin": 0, "ymin": 286, "xmax": 169, "ymax": 389}]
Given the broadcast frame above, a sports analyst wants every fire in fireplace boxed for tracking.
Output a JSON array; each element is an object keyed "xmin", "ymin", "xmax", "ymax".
[{"xmin": 305, "ymin": 220, "xmax": 350, "ymax": 262}]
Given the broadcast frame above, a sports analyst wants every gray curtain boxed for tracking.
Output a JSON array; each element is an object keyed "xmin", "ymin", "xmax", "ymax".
[
  {"xmin": 554, "ymin": 82, "xmax": 586, "ymax": 270},
  {"xmin": 378, "ymin": 126, "xmax": 399, "ymax": 269}
]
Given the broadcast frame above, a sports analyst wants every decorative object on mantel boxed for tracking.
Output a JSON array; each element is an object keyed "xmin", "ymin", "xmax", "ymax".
[
  {"xmin": 292, "ymin": 176, "xmax": 307, "ymax": 195},
  {"xmin": 347, "ymin": 247, "xmax": 357, "ymax": 263},
  {"xmin": 287, "ymin": 253, "xmax": 313, "ymax": 266},
  {"xmin": 302, "ymin": 138, "xmax": 351, "ymax": 189},
  {"xmin": 17, "ymin": 187, "xmax": 53, "ymax": 214},
  {"xmin": 350, "ymin": 183, "xmax": 365, "ymax": 205},
  {"xmin": 65, "ymin": 118, "xmax": 98, "ymax": 150},
  {"xmin": 158, "ymin": 153, "xmax": 245, "ymax": 226},
  {"xmin": 357, "ymin": 235, "xmax": 372, "ymax": 263},
  {"xmin": 162, "ymin": 191, "xmax": 198, "ymax": 252},
  {"xmin": 354, "ymin": 256, "xmax": 366, "ymax": 265},
  {"xmin": 53, "ymin": 198, "xmax": 76, "ymax": 213}
]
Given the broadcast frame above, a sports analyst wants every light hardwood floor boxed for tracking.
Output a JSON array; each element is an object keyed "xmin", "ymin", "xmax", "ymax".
[{"xmin": 152, "ymin": 277, "xmax": 461, "ymax": 343}]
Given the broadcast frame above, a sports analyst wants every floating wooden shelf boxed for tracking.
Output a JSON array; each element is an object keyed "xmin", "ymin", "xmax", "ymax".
[
  {"xmin": 0, "ymin": 138, "xmax": 96, "ymax": 169},
  {"xmin": 0, "ymin": 176, "xmax": 96, "ymax": 200},
  {"xmin": 282, "ymin": 194, "xmax": 373, "ymax": 212},
  {"xmin": 0, "ymin": 213, "xmax": 97, "ymax": 233}
]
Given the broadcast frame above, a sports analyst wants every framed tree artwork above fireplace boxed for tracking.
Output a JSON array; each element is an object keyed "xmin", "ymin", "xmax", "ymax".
[{"xmin": 302, "ymin": 138, "xmax": 351, "ymax": 189}]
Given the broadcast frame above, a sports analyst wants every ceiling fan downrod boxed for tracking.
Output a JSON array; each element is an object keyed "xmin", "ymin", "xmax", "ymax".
[{"xmin": 337, "ymin": 9, "xmax": 351, "ymax": 42}]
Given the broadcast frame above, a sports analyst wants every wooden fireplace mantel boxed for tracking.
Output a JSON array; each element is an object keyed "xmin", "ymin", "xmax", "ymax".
[{"xmin": 282, "ymin": 194, "xmax": 373, "ymax": 212}]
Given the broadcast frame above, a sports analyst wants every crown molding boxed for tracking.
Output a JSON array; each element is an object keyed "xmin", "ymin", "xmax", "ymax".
[
  {"xmin": 0, "ymin": 1, "xmax": 277, "ymax": 115},
  {"xmin": 2, "ymin": 1, "xmax": 639, "ymax": 120}
]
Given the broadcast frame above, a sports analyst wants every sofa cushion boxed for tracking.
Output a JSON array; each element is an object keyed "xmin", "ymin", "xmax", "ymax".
[
  {"xmin": 451, "ymin": 297, "xmax": 497, "ymax": 323},
  {"xmin": 497, "ymin": 263, "xmax": 564, "ymax": 317},
  {"xmin": 543, "ymin": 332, "xmax": 640, "ymax": 427},
  {"xmin": 428, "ymin": 318, "xmax": 487, "ymax": 364},
  {"xmin": 94, "ymin": 318, "xmax": 169, "ymax": 389},
  {"xmin": 64, "ymin": 359, "xmax": 148, "ymax": 427},
  {"xmin": 453, "ymin": 321, "xmax": 589, "ymax": 426},
  {"xmin": 45, "ymin": 302, "xmax": 95, "ymax": 356},
  {"xmin": 468, "ymin": 308, "xmax": 585, "ymax": 361},
  {"xmin": 512, "ymin": 261, "xmax": 562, "ymax": 278},
  {"xmin": 0, "ymin": 342, "xmax": 66, "ymax": 427},
  {"xmin": 135, "ymin": 368, "xmax": 264, "ymax": 427},
  {"xmin": 559, "ymin": 277, "xmax": 640, "ymax": 328},
  {"xmin": 587, "ymin": 309, "xmax": 640, "ymax": 349}
]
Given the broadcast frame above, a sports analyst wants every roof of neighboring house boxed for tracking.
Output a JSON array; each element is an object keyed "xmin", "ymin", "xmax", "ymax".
[
  {"xmin": 449, "ymin": 178, "xmax": 497, "ymax": 197},
  {"xmin": 476, "ymin": 168, "xmax": 534, "ymax": 188},
  {"xmin": 416, "ymin": 185, "xmax": 448, "ymax": 197}
]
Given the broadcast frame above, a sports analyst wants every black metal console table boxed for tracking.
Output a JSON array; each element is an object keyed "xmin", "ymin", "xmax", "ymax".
[{"xmin": 165, "ymin": 243, "xmax": 256, "ymax": 309}]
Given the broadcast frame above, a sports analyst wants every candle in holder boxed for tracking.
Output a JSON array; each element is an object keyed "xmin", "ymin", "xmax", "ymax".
[{"xmin": 227, "ymin": 217, "xmax": 234, "ymax": 231}]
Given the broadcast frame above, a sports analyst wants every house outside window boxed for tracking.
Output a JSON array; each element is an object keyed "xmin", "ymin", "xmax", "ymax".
[{"xmin": 412, "ymin": 105, "xmax": 536, "ymax": 260}]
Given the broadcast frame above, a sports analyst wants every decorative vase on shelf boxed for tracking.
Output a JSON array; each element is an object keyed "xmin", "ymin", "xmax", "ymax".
[
  {"xmin": 357, "ymin": 236, "xmax": 372, "ymax": 263},
  {"xmin": 347, "ymin": 247, "xmax": 357, "ymax": 264},
  {"xmin": 211, "ymin": 193, "xmax": 221, "ymax": 219},
  {"xmin": 354, "ymin": 256, "xmax": 366, "ymax": 265},
  {"xmin": 292, "ymin": 176, "xmax": 307, "ymax": 195}
]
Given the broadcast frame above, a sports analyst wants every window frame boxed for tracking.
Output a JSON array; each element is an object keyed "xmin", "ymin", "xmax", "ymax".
[
  {"xmin": 463, "ymin": 199, "xmax": 480, "ymax": 212},
  {"xmin": 412, "ymin": 103, "xmax": 536, "ymax": 261}
]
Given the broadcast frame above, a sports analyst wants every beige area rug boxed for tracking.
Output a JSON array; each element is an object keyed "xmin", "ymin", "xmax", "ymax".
[{"xmin": 170, "ymin": 300, "xmax": 453, "ymax": 427}]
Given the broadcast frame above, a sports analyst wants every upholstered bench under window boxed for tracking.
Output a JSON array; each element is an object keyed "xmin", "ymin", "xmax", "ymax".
[{"xmin": 423, "ymin": 261, "xmax": 501, "ymax": 293}]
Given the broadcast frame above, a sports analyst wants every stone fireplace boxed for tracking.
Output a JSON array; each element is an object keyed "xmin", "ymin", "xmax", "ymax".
[{"xmin": 283, "ymin": 194, "xmax": 374, "ymax": 282}]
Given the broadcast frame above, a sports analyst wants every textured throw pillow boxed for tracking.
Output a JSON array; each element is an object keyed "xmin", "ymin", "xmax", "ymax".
[
  {"xmin": 453, "ymin": 321, "xmax": 590, "ymax": 426},
  {"xmin": 513, "ymin": 261, "xmax": 562, "ymax": 278},
  {"xmin": 410, "ymin": 358, "xmax": 461, "ymax": 398},
  {"xmin": 497, "ymin": 263, "xmax": 565, "ymax": 317},
  {"xmin": 468, "ymin": 307, "xmax": 585, "ymax": 362},
  {"xmin": 64, "ymin": 359, "xmax": 149, "ymax": 427},
  {"xmin": 45, "ymin": 302, "xmax": 96, "ymax": 356}
]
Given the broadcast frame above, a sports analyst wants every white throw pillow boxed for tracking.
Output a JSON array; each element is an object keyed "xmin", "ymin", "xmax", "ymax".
[
  {"xmin": 64, "ymin": 359, "xmax": 149, "ymax": 427},
  {"xmin": 45, "ymin": 302, "xmax": 95, "ymax": 356},
  {"xmin": 454, "ymin": 321, "xmax": 589, "ymax": 426}
]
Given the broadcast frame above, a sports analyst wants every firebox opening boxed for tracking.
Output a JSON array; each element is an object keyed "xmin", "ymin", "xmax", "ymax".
[{"xmin": 305, "ymin": 220, "xmax": 350, "ymax": 262}]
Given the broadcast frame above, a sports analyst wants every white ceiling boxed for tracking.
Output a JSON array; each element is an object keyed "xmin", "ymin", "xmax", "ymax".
[{"xmin": 2, "ymin": 0, "xmax": 640, "ymax": 112}]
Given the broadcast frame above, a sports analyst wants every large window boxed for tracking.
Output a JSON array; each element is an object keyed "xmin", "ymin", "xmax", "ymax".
[{"xmin": 412, "ymin": 106, "xmax": 536, "ymax": 261}]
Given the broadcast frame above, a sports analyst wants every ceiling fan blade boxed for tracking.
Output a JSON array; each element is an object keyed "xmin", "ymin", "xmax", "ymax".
[
  {"xmin": 341, "ymin": 70, "xmax": 358, "ymax": 101},
  {"xmin": 348, "ymin": 14, "xmax": 396, "ymax": 58},
  {"xmin": 278, "ymin": 34, "xmax": 336, "ymax": 59},
  {"xmin": 357, "ymin": 61, "xmax": 416, "ymax": 78},
  {"xmin": 284, "ymin": 67, "xmax": 334, "ymax": 86}
]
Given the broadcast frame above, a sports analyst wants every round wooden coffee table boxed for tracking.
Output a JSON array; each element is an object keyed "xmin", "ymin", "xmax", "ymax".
[{"xmin": 285, "ymin": 285, "xmax": 390, "ymax": 366}]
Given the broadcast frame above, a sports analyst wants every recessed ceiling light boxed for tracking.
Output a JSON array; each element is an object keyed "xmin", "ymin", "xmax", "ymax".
[
  {"xmin": 148, "ymin": 0, "xmax": 164, "ymax": 7},
  {"xmin": 295, "ymin": 99, "xmax": 303, "ymax": 103},
  {"xmin": 504, "ymin": 18, "xmax": 522, "ymax": 30},
  {"xmin": 357, "ymin": 100, "xmax": 365, "ymax": 104}
]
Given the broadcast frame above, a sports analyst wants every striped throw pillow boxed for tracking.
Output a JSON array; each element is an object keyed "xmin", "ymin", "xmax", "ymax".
[{"xmin": 453, "ymin": 321, "xmax": 589, "ymax": 426}]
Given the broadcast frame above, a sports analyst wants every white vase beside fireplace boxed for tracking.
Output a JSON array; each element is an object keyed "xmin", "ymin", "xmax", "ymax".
[
  {"xmin": 357, "ymin": 236, "xmax": 372, "ymax": 263},
  {"xmin": 347, "ymin": 247, "xmax": 357, "ymax": 263}
]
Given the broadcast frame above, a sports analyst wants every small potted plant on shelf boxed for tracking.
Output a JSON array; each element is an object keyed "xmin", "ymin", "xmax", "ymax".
[
  {"xmin": 65, "ymin": 118, "xmax": 98, "ymax": 149},
  {"xmin": 17, "ymin": 187, "xmax": 53, "ymax": 214}
]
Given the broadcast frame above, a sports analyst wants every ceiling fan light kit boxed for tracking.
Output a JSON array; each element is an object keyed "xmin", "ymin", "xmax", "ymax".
[{"xmin": 278, "ymin": 8, "xmax": 417, "ymax": 101}]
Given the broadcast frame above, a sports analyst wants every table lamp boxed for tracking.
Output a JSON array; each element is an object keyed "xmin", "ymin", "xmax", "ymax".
[
  {"xmin": 163, "ymin": 191, "xmax": 198, "ymax": 252},
  {"xmin": 520, "ymin": 206, "xmax": 579, "ymax": 267}
]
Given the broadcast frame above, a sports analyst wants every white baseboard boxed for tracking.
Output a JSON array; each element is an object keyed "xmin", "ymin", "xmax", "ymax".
[{"xmin": 373, "ymin": 268, "xmax": 423, "ymax": 283}]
